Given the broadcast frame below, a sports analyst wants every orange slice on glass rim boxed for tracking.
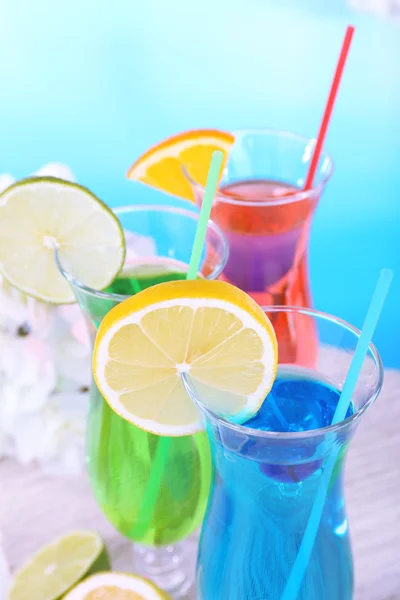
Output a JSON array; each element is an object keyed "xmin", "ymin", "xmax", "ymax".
[{"xmin": 126, "ymin": 130, "xmax": 234, "ymax": 201}]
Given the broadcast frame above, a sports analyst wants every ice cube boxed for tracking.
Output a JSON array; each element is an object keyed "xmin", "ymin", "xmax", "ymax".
[{"xmin": 124, "ymin": 230, "xmax": 157, "ymax": 260}]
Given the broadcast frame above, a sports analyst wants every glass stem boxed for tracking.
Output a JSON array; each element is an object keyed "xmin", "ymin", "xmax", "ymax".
[{"xmin": 132, "ymin": 535, "xmax": 198, "ymax": 599}]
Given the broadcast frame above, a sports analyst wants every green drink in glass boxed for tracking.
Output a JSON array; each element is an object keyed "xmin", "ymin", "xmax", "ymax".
[{"xmin": 58, "ymin": 203, "xmax": 228, "ymax": 597}]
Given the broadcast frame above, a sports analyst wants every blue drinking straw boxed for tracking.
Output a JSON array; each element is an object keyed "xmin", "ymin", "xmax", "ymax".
[{"xmin": 281, "ymin": 268, "xmax": 393, "ymax": 600}]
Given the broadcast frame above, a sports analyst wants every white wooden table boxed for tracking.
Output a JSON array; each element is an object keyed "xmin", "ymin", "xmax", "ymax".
[{"xmin": 1, "ymin": 368, "xmax": 400, "ymax": 599}]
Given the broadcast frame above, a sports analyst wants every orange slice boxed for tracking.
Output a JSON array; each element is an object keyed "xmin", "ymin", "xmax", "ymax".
[{"xmin": 126, "ymin": 130, "xmax": 234, "ymax": 201}]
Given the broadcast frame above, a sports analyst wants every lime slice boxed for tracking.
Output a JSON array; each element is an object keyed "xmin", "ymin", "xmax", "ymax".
[
  {"xmin": 0, "ymin": 177, "xmax": 125, "ymax": 304},
  {"xmin": 7, "ymin": 530, "xmax": 110, "ymax": 600},
  {"xmin": 63, "ymin": 572, "xmax": 171, "ymax": 599}
]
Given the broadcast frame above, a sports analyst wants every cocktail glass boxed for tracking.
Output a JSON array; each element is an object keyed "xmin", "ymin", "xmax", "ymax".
[
  {"xmin": 57, "ymin": 203, "xmax": 229, "ymax": 598},
  {"xmin": 185, "ymin": 306, "xmax": 383, "ymax": 599},
  {"xmin": 184, "ymin": 129, "xmax": 333, "ymax": 365}
]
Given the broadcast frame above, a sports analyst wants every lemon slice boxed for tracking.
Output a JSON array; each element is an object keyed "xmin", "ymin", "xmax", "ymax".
[
  {"xmin": 127, "ymin": 129, "xmax": 234, "ymax": 201},
  {"xmin": 0, "ymin": 177, "xmax": 125, "ymax": 304},
  {"xmin": 7, "ymin": 531, "xmax": 110, "ymax": 600},
  {"xmin": 93, "ymin": 279, "xmax": 278, "ymax": 436},
  {"xmin": 63, "ymin": 572, "xmax": 171, "ymax": 599}
]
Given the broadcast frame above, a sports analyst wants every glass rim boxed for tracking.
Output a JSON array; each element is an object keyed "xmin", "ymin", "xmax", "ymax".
[
  {"xmin": 183, "ymin": 128, "xmax": 334, "ymax": 206},
  {"xmin": 56, "ymin": 203, "xmax": 229, "ymax": 301},
  {"xmin": 186, "ymin": 305, "xmax": 383, "ymax": 441}
]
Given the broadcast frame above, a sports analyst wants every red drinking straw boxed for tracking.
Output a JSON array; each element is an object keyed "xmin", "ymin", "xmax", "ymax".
[{"xmin": 304, "ymin": 25, "xmax": 355, "ymax": 191}]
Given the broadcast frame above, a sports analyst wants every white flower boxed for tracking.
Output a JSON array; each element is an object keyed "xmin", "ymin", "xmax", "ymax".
[
  {"xmin": 10, "ymin": 390, "xmax": 87, "ymax": 476},
  {"xmin": 0, "ymin": 320, "xmax": 90, "ymax": 475},
  {"xmin": 0, "ymin": 334, "xmax": 56, "ymax": 451},
  {"xmin": 0, "ymin": 274, "xmax": 52, "ymax": 334}
]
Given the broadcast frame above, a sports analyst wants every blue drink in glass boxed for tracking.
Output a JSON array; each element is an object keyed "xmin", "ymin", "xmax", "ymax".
[{"xmin": 194, "ymin": 307, "xmax": 383, "ymax": 600}]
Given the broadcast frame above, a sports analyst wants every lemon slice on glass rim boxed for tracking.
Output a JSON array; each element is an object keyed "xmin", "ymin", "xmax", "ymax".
[{"xmin": 93, "ymin": 279, "xmax": 278, "ymax": 436}]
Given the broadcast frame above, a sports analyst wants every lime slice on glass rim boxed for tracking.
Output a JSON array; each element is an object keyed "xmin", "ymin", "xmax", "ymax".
[
  {"xmin": 7, "ymin": 530, "xmax": 110, "ymax": 600},
  {"xmin": 0, "ymin": 177, "xmax": 125, "ymax": 304}
]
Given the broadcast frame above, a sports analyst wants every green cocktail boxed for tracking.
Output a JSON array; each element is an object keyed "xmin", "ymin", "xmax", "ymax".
[
  {"xmin": 104, "ymin": 259, "xmax": 193, "ymax": 294},
  {"xmin": 87, "ymin": 259, "xmax": 210, "ymax": 546},
  {"xmin": 60, "ymin": 204, "xmax": 228, "ymax": 597}
]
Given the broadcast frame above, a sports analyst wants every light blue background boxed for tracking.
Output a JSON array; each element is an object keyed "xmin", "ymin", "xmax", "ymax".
[{"xmin": 0, "ymin": 0, "xmax": 399, "ymax": 366}]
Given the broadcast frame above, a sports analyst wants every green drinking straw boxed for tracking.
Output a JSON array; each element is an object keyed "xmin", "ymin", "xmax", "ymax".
[
  {"xmin": 131, "ymin": 151, "xmax": 224, "ymax": 540},
  {"xmin": 186, "ymin": 151, "xmax": 224, "ymax": 280},
  {"xmin": 281, "ymin": 268, "xmax": 393, "ymax": 600}
]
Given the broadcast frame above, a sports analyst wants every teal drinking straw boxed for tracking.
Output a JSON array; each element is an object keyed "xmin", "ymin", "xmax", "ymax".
[
  {"xmin": 132, "ymin": 150, "xmax": 224, "ymax": 539},
  {"xmin": 281, "ymin": 268, "xmax": 393, "ymax": 600}
]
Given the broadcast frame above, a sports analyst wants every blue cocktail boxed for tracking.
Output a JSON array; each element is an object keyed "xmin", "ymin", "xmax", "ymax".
[{"xmin": 193, "ymin": 307, "xmax": 383, "ymax": 600}]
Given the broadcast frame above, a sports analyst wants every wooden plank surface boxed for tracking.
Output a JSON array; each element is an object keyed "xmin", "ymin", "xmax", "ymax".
[{"xmin": 1, "ymin": 368, "xmax": 400, "ymax": 599}]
